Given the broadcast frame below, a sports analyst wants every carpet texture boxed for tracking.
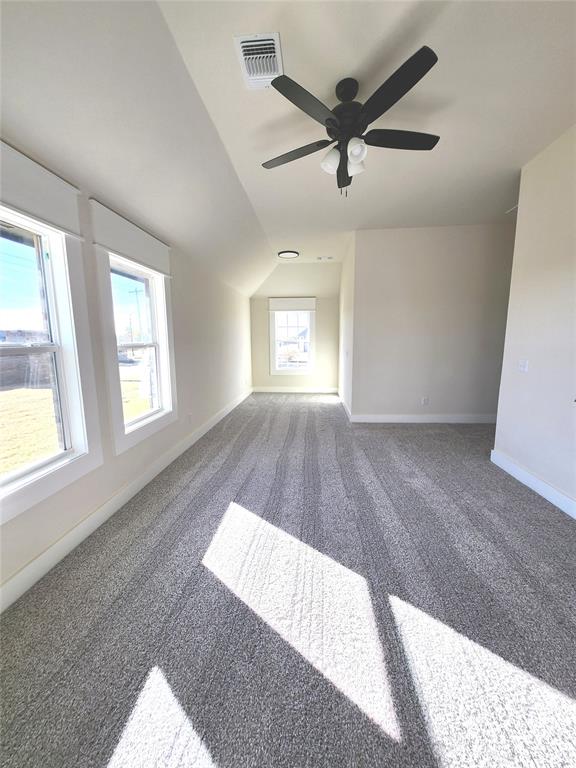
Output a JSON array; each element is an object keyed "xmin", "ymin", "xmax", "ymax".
[{"xmin": 1, "ymin": 394, "xmax": 575, "ymax": 767}]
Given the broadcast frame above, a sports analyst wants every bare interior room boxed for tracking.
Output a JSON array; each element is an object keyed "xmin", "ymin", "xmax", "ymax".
[{"xmin": 0, "ymin": 2, "xmax": 575, "ymax": 766}]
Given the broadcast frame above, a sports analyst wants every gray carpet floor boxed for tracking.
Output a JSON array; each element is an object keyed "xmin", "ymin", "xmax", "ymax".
[{"xmin": 1, "ymin": 394, "xmax": 575, "ymax": 768}]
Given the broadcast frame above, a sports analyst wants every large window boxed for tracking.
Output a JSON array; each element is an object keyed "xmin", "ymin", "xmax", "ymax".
[
  {"xmin": 269, "ymin": 299, "xmax": 316, "ymax": 375},
  {"xmin": 0, "ymin": 201, "xmax": 100, "ymax": 523},
  {"xmin": 108, "ymin": 253, "xmax": 173, "ymax": 433},
  {"xmin": 0, "ymin": 147, "xmax": 102, "ymax": 523},
  {"xmin": 0, "ymin": 215, "xmax": 71, "ymax": 483}
]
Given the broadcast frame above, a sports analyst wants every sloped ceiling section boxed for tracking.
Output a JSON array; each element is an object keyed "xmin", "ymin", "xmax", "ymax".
[
  {"xmin": 252, "ymin": 262, "xmax": 342, "ymax": 299},
  {"xmin": 0, "ymin": 1, "xmax": 273, "ymax": 295},
  {"xmin": 160, "ymin": 0, "xmax": 576, "ymax": 262}
]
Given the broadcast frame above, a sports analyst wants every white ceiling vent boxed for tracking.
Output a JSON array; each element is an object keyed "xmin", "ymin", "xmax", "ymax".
[{"xmin": 234, "ymin": 33, "xmax": 283, "ymax": 90}]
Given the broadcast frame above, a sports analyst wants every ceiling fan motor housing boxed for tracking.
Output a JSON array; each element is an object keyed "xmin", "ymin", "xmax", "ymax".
[
  {"xmin": 335, "ymin": 77, "xmax": 359, "ymax": 103},
  {"xmin": 327, "ymin": 99, "xmax": 364, "ymax": 141}
]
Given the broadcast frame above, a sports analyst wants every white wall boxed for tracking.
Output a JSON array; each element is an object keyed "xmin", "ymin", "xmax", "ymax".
[
  {"xmin": 251, "ymin": 297, "xmax": 339, "ymax": 392},
  {"xmin": 338, "ymin": 245, "xmax": 355, "ymax": 415},
  {"xmin": 0, "ymin": 1, "xmax": 269, "ymax": 601},
  {"xmin": 493, "ymin": 125, "xmax": 576, "ymax": 511},
  {"xmin": 349, "ymin": 223, "xmax": 515, "ymax": 420},
  {"xmin": 250, "ymin": 262, "xmax": 340, "ymax": 392},
  {"xmin": 0, "ymin": 190, "xmax": 252, "ymax": 591}
]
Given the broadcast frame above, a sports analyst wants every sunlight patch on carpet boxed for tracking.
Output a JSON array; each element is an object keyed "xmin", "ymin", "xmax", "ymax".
[
  {"xmin": 202, "ymin": 502, "xmax": 400, "ymax": 740},
  {"xmin": 108, "ymin": 667, "xmax": 217, "ymax": 768},
  {"xmin": 390, "ymin": 595, "xmax": 576, "ymax": 767}
]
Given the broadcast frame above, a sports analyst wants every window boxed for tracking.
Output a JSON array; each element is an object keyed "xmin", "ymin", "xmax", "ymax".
[
  {"xmin": 0, "ymin": 204, "xmax": 101, "ymax": 519},
  {"xmin": 269, "ymin": 298, "xmax": 316, "ymax": 375},
  {"xmin": 91, "ymin": 198, "xmax": 175, "ymax": 455},
  {"xmin": 110, "ymin": 260, "xmax": 159, "ymax": 426},
  {"xmin": 107, "ymin": 253, "xmax": 174, "ymax": 441},
  {"xmin": 1, "ymin": 146, "xmax": 101, "ymax": 522},
  {"xmin": 1, "ymin": 214, "xmax": 70, "ymax": 482}
]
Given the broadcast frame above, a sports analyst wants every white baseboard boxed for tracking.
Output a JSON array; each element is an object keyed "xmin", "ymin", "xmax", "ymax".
[
  {"xmin": 252, "ymin": 386, "xmax": 338, "ymax": 394},
  {"xmin": 340, "ymin": 399, "xmax": 352, "ymax": 420},
  {"xmin": 349, "ymin": 413, "xmax": 497, "ymax": 424},
  {"xmin": 0, "ymin": 389, "xmax": 252, "ymax": 612},
  {"xmin": 490, "ymin": 449, "xmax": 576, "ymax": 519}
]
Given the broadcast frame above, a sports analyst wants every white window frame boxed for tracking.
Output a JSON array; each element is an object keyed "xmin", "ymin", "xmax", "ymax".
[
  {"xmin": 97, "ymin": 248, "xmax": 177, "ymax": 454},
  {"xmin": 0, "ymin": 204, "xmax": 102, "ymax": 523},
  {"xmin": 269, "ymin": 297, "xmax": 316, "ymax": 376}
]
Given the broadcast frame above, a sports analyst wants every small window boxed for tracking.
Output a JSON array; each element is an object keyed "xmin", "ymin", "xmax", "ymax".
[
  {"xmin": 269, "ymin": 305, "xmax": 315, "ymax": 375},
  {"xmin": 0, "ymin": 218, "xmax": 71, "ymax": 482},
  {"xmin": 108, "ymin": 254, "xmax": 173, "ymax": 432}
]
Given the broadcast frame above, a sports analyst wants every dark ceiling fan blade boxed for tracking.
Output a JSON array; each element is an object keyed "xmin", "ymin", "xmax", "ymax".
[
  {"xmin": 359, "ymin": 46, "xmax": 438, "ymax": 127},
  {"xmin": 364, "ymin": 129, "xmax": 439, "ymax": 150},
  {"xmin": 336, "ymin": 146, "xmax": 351, "ymax": 189},
  {"xmin": 262, "ymin": 139, "xmax": 334, "ymax": 169},
  {"xmin": 271, "ymin": 75, "xmax": 339, "ymax": 128}
]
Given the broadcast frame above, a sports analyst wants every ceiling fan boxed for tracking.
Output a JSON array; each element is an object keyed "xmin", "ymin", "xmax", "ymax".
[{"xmin": 262, "ymin": 46, "xmax": 439, "ymax": 190}]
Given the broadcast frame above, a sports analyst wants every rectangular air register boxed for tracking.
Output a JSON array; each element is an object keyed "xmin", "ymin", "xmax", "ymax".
[{"xmin": 234, "ymin": 33, "xmax": 283, "ymax": 89}]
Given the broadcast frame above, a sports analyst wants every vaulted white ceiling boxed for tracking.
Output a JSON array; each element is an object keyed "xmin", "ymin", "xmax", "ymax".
[
  {"xmin": 2, "ymin": 2, "xmax": 575, "ymax": 295},
  {"xmin": 0, "ymin": 1, "xmax": 273, "ymax": 295},
  {"xmin": 160, "ymin": 0, "xmax": 576, "ymax": 265}
]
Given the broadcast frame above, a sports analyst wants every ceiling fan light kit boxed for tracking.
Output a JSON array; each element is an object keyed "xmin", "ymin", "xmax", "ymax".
[
  {"xmin": 261, "ymin": 45, "xmax": 440, "ymax": 191},
  {"xmin": 347, "ymin": 160, "xmax": 365, "ymax": 177},
  {"xmin": 347, "ymin": 137, "xmax": 367, "ymax": 163},
  {"xmin": 320, "ymin": 146, "xmax": 340, "ymax": 175}
]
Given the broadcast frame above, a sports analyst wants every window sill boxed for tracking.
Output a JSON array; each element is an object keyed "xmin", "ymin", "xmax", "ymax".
[
  {"xmin": 125, "ymin": 407, "xmax": 164, "ymax": 434},
  {"xmin": 0, "ymin": 446, "xmax": 103, "ymax": 524},
  {"xmin": 112, "ymin": 406, "xmax": 177, "ymax": 455},
  {"xmin": 270, "ymin": 369, "xmax": 313, "ymax": 377}
]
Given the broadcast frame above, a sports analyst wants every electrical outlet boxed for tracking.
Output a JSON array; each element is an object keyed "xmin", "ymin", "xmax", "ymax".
[
  {"xmin": 421, "ymin": 396, "xmax": 430, "ymax": 406},
  {"xmin": 518, "ymin": 359, "xmax": 529, "ymax": 373}
]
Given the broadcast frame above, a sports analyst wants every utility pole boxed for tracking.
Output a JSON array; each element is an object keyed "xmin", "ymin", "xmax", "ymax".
[{"xmin": 128, "ymin": 286, "xmax": 143, "ymax": 341}]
